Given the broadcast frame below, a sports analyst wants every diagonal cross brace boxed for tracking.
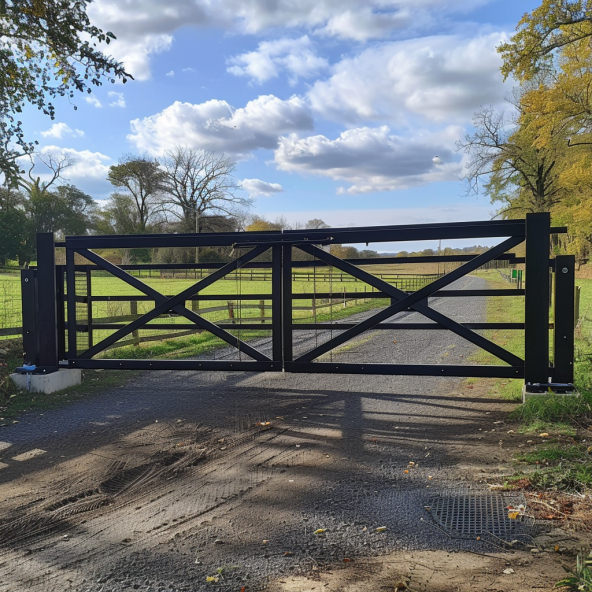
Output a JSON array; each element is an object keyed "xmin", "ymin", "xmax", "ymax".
[
  {"xmin": 296, "ymin": 237, "xmax": 525, "ymax": 365},
  {"xmin": 73, "ymin": 246, "xmax": 271, "ymax": 361}
]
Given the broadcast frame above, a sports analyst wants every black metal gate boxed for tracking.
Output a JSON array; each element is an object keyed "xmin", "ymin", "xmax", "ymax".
[{"xmin": 21, "ymin": 213, "xmax": 575, "ymax": 389}]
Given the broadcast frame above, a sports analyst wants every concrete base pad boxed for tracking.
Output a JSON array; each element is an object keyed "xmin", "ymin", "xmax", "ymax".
[
  {"xmin": 10, "ymin": 369, "xmax": 82, "ymax": 394},
  {"xmin": 522, "ymin": 386, "xmax": 579, "ymax": 404}
]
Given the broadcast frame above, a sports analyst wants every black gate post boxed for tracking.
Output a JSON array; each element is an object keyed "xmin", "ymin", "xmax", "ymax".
[
  {"xmin": 524, "ymin": 213, "xmax": 551, "ymax": 386},
  {"xmin": 21, "ymin": 268, "xmax": 38, "ymax": 365},
  {"xmin": 36, "ymin": 233, "xmax": 59, "ymax": 369},
  {"xmin": 553, "ymin": 255, "xmax": 575, "ymax": 384},
  {"xmin": 272, "ymin": 245, "xmax": 282, "ymax": 363},
  {"xmin": 282, "ymin": 244, "xmax": 293, "ymax": 365}
]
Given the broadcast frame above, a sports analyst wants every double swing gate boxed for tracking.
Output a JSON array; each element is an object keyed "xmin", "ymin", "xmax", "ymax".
[{"xmin": 21, "ymin": 213, "xmax": 576, "ymax": 390}]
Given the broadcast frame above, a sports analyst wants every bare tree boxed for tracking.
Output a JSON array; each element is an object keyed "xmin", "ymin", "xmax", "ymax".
[
  {"xmin": 17, "ymin": 150, "xmax": 76, "ymax": 197},
  {"xmin": 160, "ymin": 147, "xmax": 251, "ymax": 232},
  {"xmin": 457, "ymin": 105, "xmax": 565, "ymax": 215}
]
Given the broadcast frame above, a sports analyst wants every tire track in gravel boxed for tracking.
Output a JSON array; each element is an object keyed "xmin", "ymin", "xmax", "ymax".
[
  {"xmin": 0, "ymin": 274, "xmax": 523, "ymax": 592},
  {"xmin": 0, "ymin": 421, "xmax": 313, "ymax": 592}
]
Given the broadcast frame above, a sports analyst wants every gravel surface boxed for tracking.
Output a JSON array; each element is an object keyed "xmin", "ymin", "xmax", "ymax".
[{"xmin": 0, "ymin": 276, "xmax": 563, "ymax": 592}]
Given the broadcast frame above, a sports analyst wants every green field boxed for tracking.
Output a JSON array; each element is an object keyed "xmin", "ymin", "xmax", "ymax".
[{"xmin": 0, "ymin": 266, "xmax": 436, "ymax": 357}]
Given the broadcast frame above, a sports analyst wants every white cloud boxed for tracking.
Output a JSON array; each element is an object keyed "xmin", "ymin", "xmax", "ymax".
[
  {"xmin": 108, "ymin": 91, "xmax": 126, "ymax": 108},
  {"xmin": 227, "ymin": 36, "xmax": 328, "ymax": 84},
  {"xmin": 88, "ymin": 0, "xmax": 489, "ymax": 78},
  {"xmin": 275, "ymin": 125, "xmax": 463, "ymax": 193},
  {"xmin": 241, "ymin": 178, "xmax": 284, "ymax": 197},
  {"xmin": 182, "ymin": 67, "xmax": 196, "ymax": 73},
  {"xmin": 128, "ymin": 95, "xmax": 314, "ymax": 158},
  {"xmin": 318, "ymin": 8, "xmax": 411, "ymax": 41},
  {"xmin": 85, "ymin": 95, "xmax": 102, "ymax": 108},
  {"xmin": 166, "ymin": 70, "xmax": 175, "ymax": 77},
  {"xmin": 307, "ymin": 33, "xmax": 509, "ymax": 124},
  {"xmin": 40, "ymin": 123, "xmax": 84, "ymax": 139}
]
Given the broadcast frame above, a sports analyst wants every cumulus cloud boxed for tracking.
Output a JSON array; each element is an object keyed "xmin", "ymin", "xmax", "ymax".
[
  {"xmin": 88, "ymin": 0, "xmax": 489, "ymax": 77},
  {"xmin": 108, "ymin": 92, "xmax": 126, "ymax": 108},
  {"xmin": 85, "ymin": 95, "xmax": 102, "ymax": 108},
  {"xmin": 307, "ymin": 33, "xmax": 509, "ymax": 124},
  {"xmin": 40, "ymin": 123, "xmax": 84, "ymax": 139},
  {"xmin": 318, "ymin": 8, "xmax": 411, "ymax": 41},
  {"xmin": 227, "ymin": 36, "xmax": 328, "ymax": 84},
  {"xmin": 274, "ymin": 125, "xmax": 463, "ymax": 193},
  {"xmin": 241, "ymin": 178, "xmax": 284, "ymax": 197},
  {"xmin": 182, "ymin": 67, "xmax": 197, "ymax": 73},
  {"xmin": 166, "ymin": 70, "xmax": 175, "ymax": 77},
  {"xmin": 128, "ymin": 95, "xmax": 314, "ymax": 158}
]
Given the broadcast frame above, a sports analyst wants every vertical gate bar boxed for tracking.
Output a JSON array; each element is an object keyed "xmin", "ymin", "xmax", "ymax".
[
  {"xmin": 553, "ymin": 255, "xmax": 575, "ymax": 384},
  {"xmin": 282, "ymin": 244, "xmax": 293, "ymax": 363},
  {"xmin": 36, "ymin": 233, "xmax": 58, "ymax": 368},
  {"xmin": 56, "ymin": 266, "xmax": 66, "ymax": 360},
  {"xmin": 524, "ymin": 212, "xmax": 551, "ymax": 385},
  {"xmin": 21, "ymin": 268, "xmax": 38, "ymax": 365},
  {"xmin": 87, "ymin": 268, "xmax": 93, "ymax": 348},
  {"xmin": 272, "ymin": 245, "xmax": 282, "ymax": 363},
  {"xmin": 66, "ymin": 247, "xmax": 77, "ymax": 358}
]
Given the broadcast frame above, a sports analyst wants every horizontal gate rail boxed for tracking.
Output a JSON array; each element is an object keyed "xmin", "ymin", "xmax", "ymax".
[{"xmin": 64, "ymin": 288, "xmax": 526, "ymax": 304}]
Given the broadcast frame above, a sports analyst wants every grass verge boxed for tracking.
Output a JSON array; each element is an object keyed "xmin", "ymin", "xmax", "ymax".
[{"xmin": 469, "ymin": 271, "xmax": 592, "ymax": 502}]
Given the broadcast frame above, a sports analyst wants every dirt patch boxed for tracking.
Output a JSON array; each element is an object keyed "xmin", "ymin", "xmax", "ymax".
[{"xmin": 0, "ymin": 287, "xmax": 589, "ymax": 592}]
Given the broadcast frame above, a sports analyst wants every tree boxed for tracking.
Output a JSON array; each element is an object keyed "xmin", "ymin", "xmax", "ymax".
[
  {"xmin": 0, "ymin": 0, "xmax": 132, "ymax": 186},
  {"xmin": 457, "ymin": 104, "xmax": 566, "ymax": 216},
  {"xmin": 498, "ymin": 1, "xmax": 592, "ymax": 82},
  {"xmin": 330, "ymin": 245, "xmax": 359, "ymax": 259},
  {"xmin": 0, "ymin": 203, "xmax": 27, "ymax": 265},
  {"xmin": 305, "ymin": 218, "xmax": 330, "ymax": 229},
  {"xmin": 245, "ymin": 216, "xmax": 282, "ymax": 232},
  {"xmin": 107, "ymin": 155, "xmax": 166, "ymax": 233},
  {"xmin": 160, "ymin": 147, "xmax": 250, "ymax": 232}
]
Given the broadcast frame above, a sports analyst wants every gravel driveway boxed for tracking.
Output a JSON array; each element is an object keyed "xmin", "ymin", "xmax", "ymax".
[{"xmin": 0, "ymin": 276, "xmax": 569, "ymax": 591}]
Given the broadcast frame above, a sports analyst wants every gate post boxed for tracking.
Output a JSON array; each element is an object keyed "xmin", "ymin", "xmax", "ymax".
[
  {"xmin": 36, "ymin": 233, "xmax": 59, "ymax": 369},
  {"xmin": 553, "ymin": 255, "xmax": 575, "ymax": 384},
  {"xmin": 281, "ymin": 244, "xmax": 293, "ymax": 365},
  {"xmin": 524, "ymin": 213, "xmax": 551, "ymax": 386},
  {"xmin": 21, "ymin": 268, "xmax": 38, "ymax": 365}
]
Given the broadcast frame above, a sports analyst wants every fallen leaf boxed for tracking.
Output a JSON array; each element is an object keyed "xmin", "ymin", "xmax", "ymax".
[
  {"xmin": 283, "ymin": 551, "xmax": 293, "ymax": 556},
  {"xmin": 313, "ymin": 528, "xmax": 326, "ymax": 535},
  {"xmin": 404, "ymin": 470, "xmax": 409, "ymax": 474},
  {"xmin": 503, "ymin": 568, "xmax": 515, "ymax": 575},
  {"xmin": 205, "ymin": 576, "xmax": 219, "ymax": 583},
  {"xmin": 539, "ymin": 432, "xmax": 549, "ymax": 437},
  {"xmin": 376, "ymin": 526, "xmax": 387, "ymax": 532},
  {"xmin": 343, "ymin": 558, "xmax": 353, "ymax": 563}
]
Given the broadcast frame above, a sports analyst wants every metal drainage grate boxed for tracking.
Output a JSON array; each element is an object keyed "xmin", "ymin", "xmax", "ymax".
[{"xmin": 427, "ymin": 491, "xmax": 533, "ymax": 544}]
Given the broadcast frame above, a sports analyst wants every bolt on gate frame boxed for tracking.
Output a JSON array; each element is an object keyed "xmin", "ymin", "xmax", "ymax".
[{"xmin": 21, "ymin": 213, "xmax": 575, "ymax": 391}]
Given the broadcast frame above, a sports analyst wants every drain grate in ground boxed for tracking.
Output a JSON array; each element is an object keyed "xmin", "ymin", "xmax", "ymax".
[{"xmin": 426, "ymin": 491, "xmax": 536, "ymax": 546}]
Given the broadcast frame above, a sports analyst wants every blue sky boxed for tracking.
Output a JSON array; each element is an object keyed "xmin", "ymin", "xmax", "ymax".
[{"xmin": 23, "ymin": 0, "xmax": 538, "ymax": 251}]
